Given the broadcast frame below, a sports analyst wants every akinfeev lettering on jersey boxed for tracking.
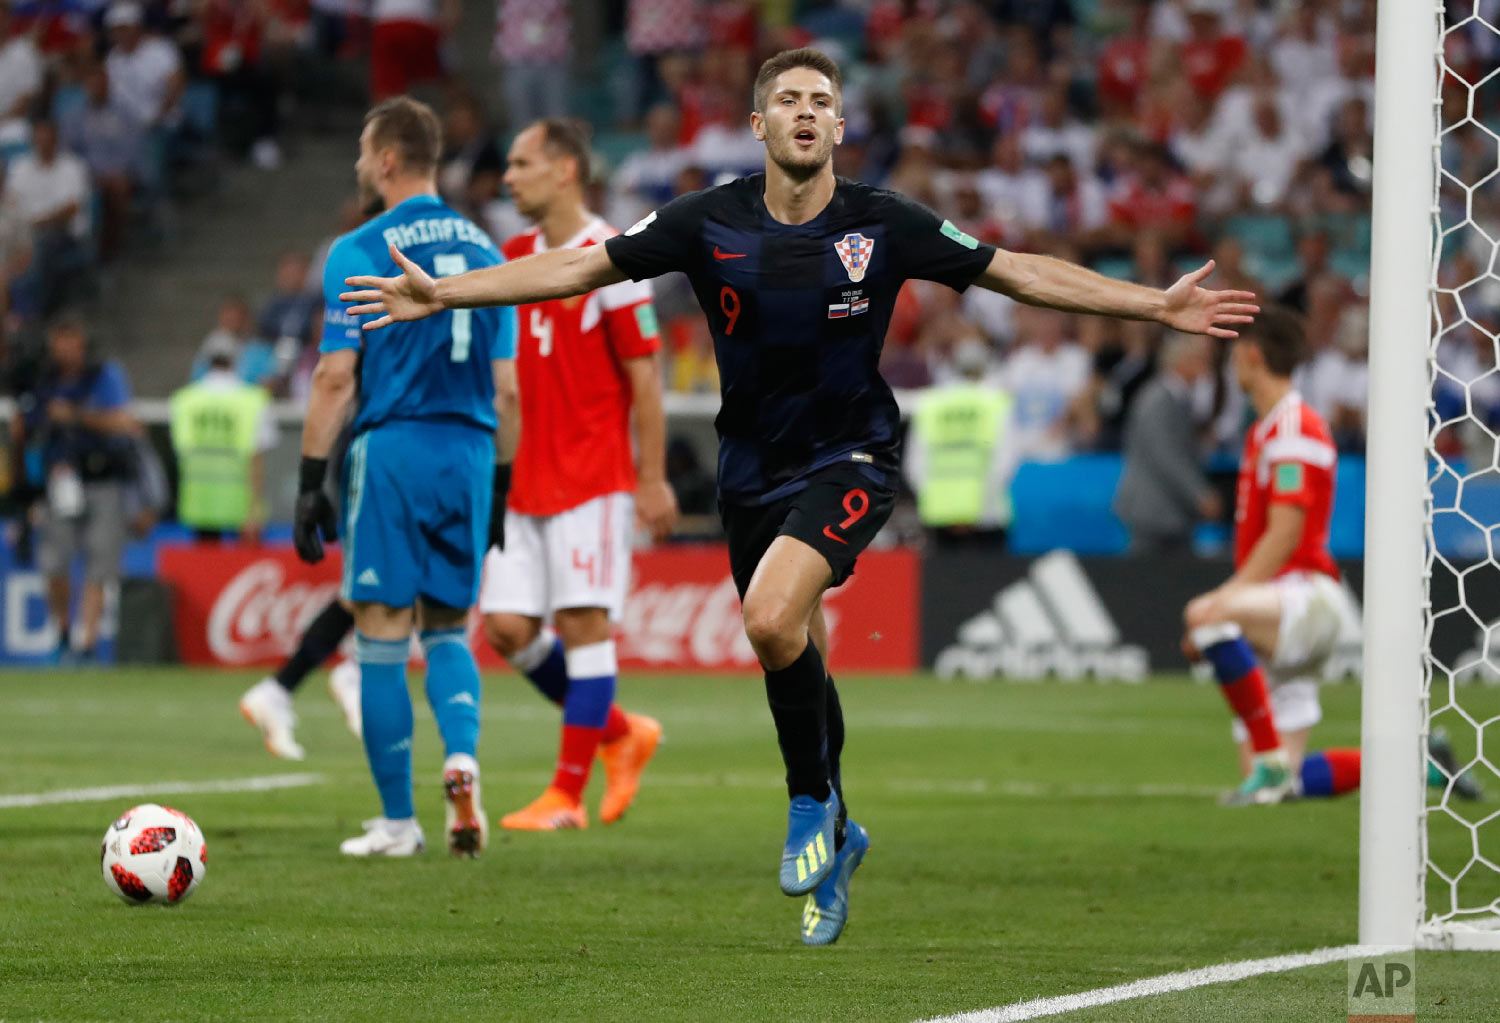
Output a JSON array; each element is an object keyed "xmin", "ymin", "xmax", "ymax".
[{"xmin": 380, "ymin": 217, "xmax": 493, "ymax": 252}]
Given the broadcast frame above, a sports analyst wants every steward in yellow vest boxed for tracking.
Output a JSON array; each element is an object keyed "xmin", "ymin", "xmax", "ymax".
[
  {"xmin": 169, "ymin": 354, "xmax": 273, "ymax": 538},
  {"xmin": 906, "ymin": 340, "xmax": 1015, "ymax": 546}
]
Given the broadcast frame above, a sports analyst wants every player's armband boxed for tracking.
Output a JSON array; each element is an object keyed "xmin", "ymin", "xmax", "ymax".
[{"xmin": 320, "ymin": 304, "xmax": 362, "ymax": 353}]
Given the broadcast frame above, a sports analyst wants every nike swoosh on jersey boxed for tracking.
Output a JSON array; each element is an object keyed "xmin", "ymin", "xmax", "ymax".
[
  {"xmin": 822, "ymin": 526, "xmax": 849, "ymax": 545},
  {"xmin": 713, "ymin": 247, "xmax": 747, "ymax": 260}
]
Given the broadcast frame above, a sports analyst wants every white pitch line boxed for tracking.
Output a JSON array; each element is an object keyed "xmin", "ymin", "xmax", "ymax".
[
  {"xmin": 916, "ymin": 944, "xmax": 1384, "ymax": 1022},
  {"xmin": 474, "ymin": 770, "xmax": 1221, "ymax": 800},
  {"xmin": 645, "ymin": 773, "xmax": 1221, "ymax": 800},
  {"xmin": 0, "ymin": 772, "xmax": 324, "ymax": 809}
]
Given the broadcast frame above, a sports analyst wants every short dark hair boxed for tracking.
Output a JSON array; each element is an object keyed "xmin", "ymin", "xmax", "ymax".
[
  {"xmin": 47, "ymin": 308, "xmax": 88, "ymax": 337},
  {"xmin": 365, "ymin": 96, "xmax": 442, "ymax": 175},
  {"xmin": 1239, "ymin": 303, "xmax": 1305, "ymax": 377},
  {"xmin": 534, "ymin": 117, "xmax": 593, "ymax": 186},
  {"xmin": 753, "ymin": 48, "xmax": 843, "ymax": 113}
]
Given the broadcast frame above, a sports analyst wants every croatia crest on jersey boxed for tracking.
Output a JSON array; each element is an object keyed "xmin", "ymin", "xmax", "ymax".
[{"xmin": 834, "ymin": 233, "xmax": 874, "ymax": 283}]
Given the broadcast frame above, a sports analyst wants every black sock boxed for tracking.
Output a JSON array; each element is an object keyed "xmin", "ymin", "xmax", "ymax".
[
  {"xmin": 826, "ymin": 675, "xmax": 848, "ymax": 850},
  {"xmin": 764, "ymin": 640, "xmax": 831, "ymax": 802},
  {"xmin": 274, "ymin": 600, "xmax": 354, "ymax": 693}
]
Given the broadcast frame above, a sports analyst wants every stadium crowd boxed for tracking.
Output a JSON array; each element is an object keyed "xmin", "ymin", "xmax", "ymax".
[
  {"xmin": 208, "ymin": 1, "xmax": 1385, "ymax": 429},
  {"xmin": 0, "ymin": 0, "xmax": 367, "ymax": 337},
  {"xmin": 10, "ymin": 0, "xmax": 1493, "ymax": 544}
]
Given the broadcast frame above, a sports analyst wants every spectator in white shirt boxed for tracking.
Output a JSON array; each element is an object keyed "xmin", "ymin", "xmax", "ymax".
[
  {"xmin": 104, "ymin": 2, "xmax": 184, "ymax": 131},
  {"xmin": 9, "ymin": 120, "xmax": 88, "ymax": 241},
  {"xmin": 1269, "ymin": 4, "xmax": 1337, "ymax": 97},
  {"xmin": 1299, "ymin": 35, "xmax": 1376, "ymax": 151},
  {"xmin": 1298, "ymin": 302, "xmax": 1368, "ymax": 453},
  {"xmin": 1021, "ymin": 85, "xmax": 1096, "ymax": 176},
  {"xmin": 1169, "ymin": 83, "xmax": 1239, "ymax": 215},
  {"xmin": 7, "ymin": 118, "xmax": 91, "ymax": 314},
  {"xmin": 612, "ymin": 103, "xmax": 688, "ymax": 224},
  {"xmin": 975, "ymin": 132, "xmax": 1048, "ymax": 245},
  {"xmin": 0, "ymin": 3, "xmax": 42, "ymax": 122},
  {"xmin": 1211, "ymin": 54, "xmax": 1299, "ymax": 156},
  {"xmin": 1030, "ymin": 153, "xmax": 1108, "ymax": 254},
  {"xmin": 1228, "ymin": 89, "xmax": 1306, "ymax": 208},
  {"xmin": 1000, "ymin": 305, "xmax": 1092, "ymax": 462},
  {"xmin": 1169, "ymin": 83, "xmax": 1225, "ymax": 176}
]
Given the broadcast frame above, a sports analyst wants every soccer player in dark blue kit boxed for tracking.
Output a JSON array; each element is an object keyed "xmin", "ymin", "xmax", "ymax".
[
  {"xmin": 296, "ymin": 96, "xmax": 519, "ymax": 858},
  {"xmin": 342, "ymin": 50, "xmax": 1258, "ymax": 941}
]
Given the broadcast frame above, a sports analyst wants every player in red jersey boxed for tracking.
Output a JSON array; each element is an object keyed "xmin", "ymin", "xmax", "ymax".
[
  {"xmin": 478, "ymin": 119, "xmax": 679, "ymax": 830},
  {"xmin": 1181, "ymin": 306, "xmax": 1351, "ymax": 804},
  {"xmin": 1183, "ymin": 307, "xmax": 1479, "ymax": 805}
]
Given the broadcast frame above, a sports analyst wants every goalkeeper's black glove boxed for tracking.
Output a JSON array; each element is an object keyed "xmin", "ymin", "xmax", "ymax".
[
  {"xmin": 292, "ymin": 456, "xmax": 338, "ymax": 564},
  {"xmin": 488, "ymin": 463, "xmax": 511, "ymax": 552}
]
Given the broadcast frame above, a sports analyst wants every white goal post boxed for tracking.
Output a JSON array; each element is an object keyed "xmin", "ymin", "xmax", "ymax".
[{"xmin": 1365, "ymin": 0, "xmax": 1500, "ymax": 950}]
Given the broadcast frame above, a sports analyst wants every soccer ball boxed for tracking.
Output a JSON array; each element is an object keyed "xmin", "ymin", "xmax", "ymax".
[{"xmin": 100, "ymin": 803, "xmax": 207, "ymax": 905}]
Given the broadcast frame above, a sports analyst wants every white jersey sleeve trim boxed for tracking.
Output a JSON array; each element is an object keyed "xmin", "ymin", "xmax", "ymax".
[
  {"xmin": 1261, "ymin": 435, "xmax": 1336, "ymax": 470},
  {"xmin": 597, "ymin": 276, "xmax": 654, "ymax": 312}
]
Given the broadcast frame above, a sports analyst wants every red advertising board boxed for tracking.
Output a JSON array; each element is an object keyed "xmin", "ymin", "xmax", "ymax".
[
  {"xmin": 608, "ymin": 545, "xmax": 918, "ymax": 672},
  {"xmin": 159, "ymin": 545, "xmax": 344, "ymax": 666},
  {"xmin": 158, "ymin": 543, "xmax": 919, "ymax": 672}
]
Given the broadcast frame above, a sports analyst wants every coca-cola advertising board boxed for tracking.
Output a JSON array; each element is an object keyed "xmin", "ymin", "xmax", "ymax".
[
  {"xmin": 605, "ymin": 545, "xmax": 918, "ymax": 672},
  {"xmin": 159, "ymin": 545, "xmax": 343, "ymax": 665},
  {"xmin": 158, "ymin": 544, "xmax": 920, "ymax": 672}
]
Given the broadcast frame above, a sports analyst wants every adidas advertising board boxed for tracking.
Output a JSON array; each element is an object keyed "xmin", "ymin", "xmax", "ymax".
[{"xmin": 922, "ymin": 550, "xmax": 1367, "ymax": 682}]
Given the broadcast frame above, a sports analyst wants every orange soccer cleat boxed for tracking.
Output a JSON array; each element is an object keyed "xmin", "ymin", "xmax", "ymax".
[
  {"xmin": 443, "ymin": 766, "xmax": 488, "ymax": 857},
  {"xmin": 499, "ymin": 787, "xmax": 589, "ymax": 831},
  {"xmin": 598, "ymin": 713, "xmax": 663, "ymax": 824}
]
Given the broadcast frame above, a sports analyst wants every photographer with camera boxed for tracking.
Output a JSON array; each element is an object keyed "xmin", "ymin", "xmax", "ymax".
[{"xmin": 13, "ymin": 313, "xmax": 140, "ymax": 661}]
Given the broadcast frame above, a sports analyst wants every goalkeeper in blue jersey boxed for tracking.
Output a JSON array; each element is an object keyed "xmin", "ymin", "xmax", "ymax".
[{"xmin": 295, "ymin": 96, "xmax": 520, "ymax": 858}]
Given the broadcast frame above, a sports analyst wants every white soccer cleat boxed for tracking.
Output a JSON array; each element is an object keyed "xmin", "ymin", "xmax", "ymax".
[
  {"xmin": 328, "ymin": 660, "xmax": 363, "ymax": 739},
  {"xmin": 238, "ymin": 678, "xmax": 305, "ymax": 761},
  {"xmin": 339, "ymin": 817, "xmax": 425, "ymax": 857}
]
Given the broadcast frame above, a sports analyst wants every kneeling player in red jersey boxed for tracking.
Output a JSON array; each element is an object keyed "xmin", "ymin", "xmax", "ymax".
[{"xmin": 1184, "ymin": 306, "xmax": 1480, "ymax": 804}]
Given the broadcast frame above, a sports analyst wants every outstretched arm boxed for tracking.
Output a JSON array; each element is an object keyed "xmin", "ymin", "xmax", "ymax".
[
  {"xmin": 342, "ymin": 244, "xmax": 627, "ymax": 330},
  {"xmin": 976, "ymin": 252, "xmax": 1259, "ymax": 339}
]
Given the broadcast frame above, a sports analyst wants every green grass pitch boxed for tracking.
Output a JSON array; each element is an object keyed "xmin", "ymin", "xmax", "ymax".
[{"xmin": 2, "ymin": 668, "xmax": 1499, "ymax": 1022}]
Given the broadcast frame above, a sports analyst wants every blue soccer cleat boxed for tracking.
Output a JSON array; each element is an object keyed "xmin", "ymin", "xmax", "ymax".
[
  {"xmin": 801, "ymin": 819, "xmax": 870, "ymax": 946},
  {"xmin": 779, "ymin": 791, "xmax": 840, "ymax": 895}
]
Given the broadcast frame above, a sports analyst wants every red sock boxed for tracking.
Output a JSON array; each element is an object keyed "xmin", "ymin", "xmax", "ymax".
[
  {"xmin": 1323, "ymin": 748, "xmax": 1362, "ymax": 793},
  {"xmin": 1221, "ymin": 666, "xmax": 1282, "ymax": 753},
  {"xmin": 601, "ymin": 704, "xmax": 630, "ymax": 744},
  {"xmin": 551, "ymin": 724, "xmax": 604, "ymax": 801}
]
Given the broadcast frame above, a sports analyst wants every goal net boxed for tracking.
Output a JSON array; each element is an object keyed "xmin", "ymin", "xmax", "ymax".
[{"xmin": 1415, "ymin": 0, "xmax": 1500, "ymax": 950}]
